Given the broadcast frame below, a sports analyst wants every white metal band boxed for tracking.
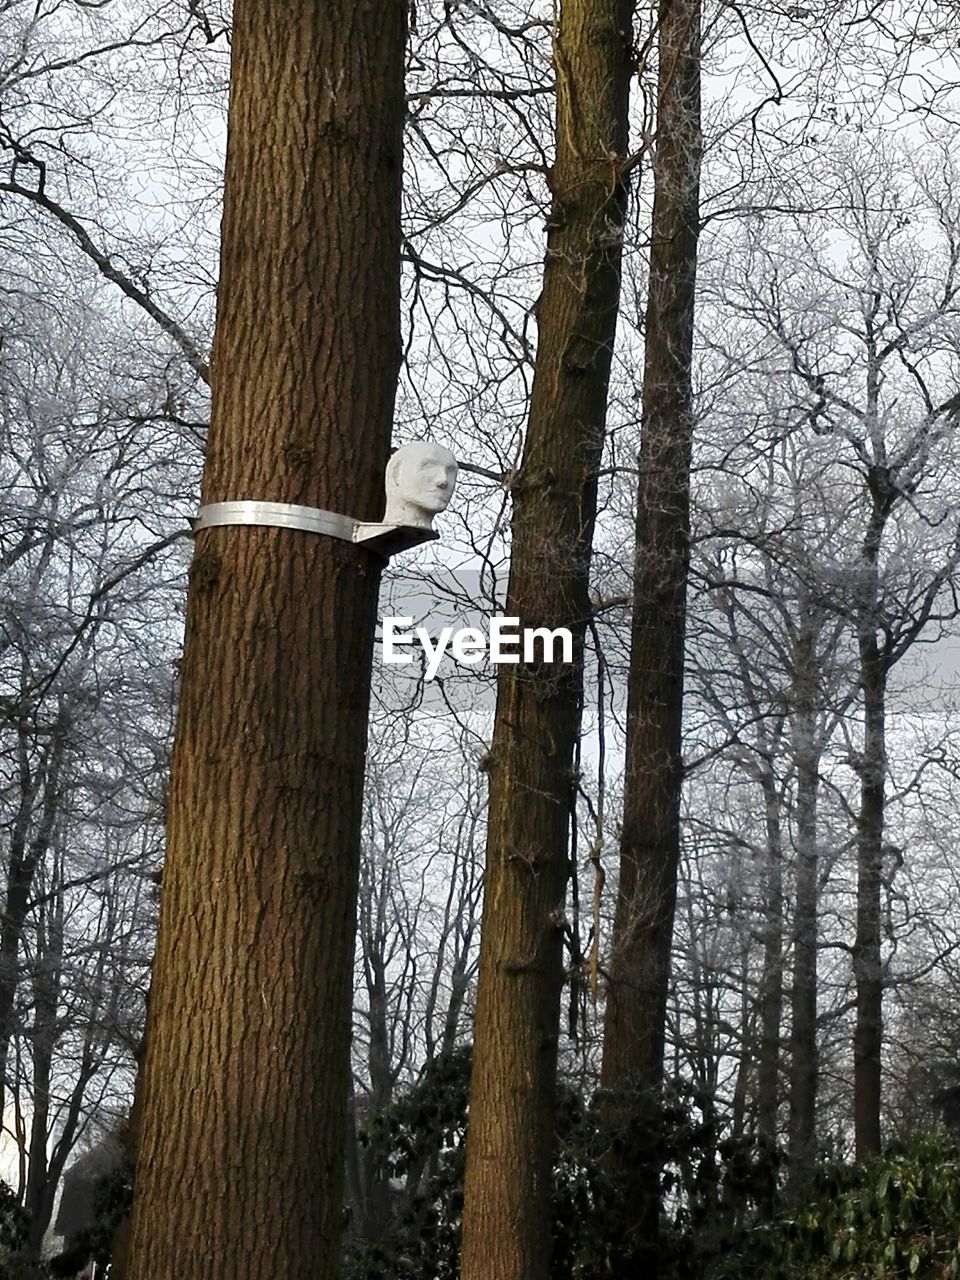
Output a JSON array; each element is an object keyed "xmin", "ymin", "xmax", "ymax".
[
  {"xmin": 191, "ymin": 500, "xmax": 357, "ymax": 542},
  {"xmin": 190, "ymin": 500, "xmax": 440, "ymax": 558}
]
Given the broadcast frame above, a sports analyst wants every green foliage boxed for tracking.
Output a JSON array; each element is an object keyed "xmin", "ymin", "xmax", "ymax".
[
  {"xmin": 47, "ymin": 1155, "xmax": 134, "ymax": 1279},
  {"xmin": 342, "ymin": 1057, "xmax": 780, "ymax": 1280},
  {"xmin": 344, "ymin": 1046, "xmax": 470, "ymax": 1280},
  {"xmin": 79, "ymin": 1157, "xmax": 135, "ymax": 1272},
  {"xmin": 343, "ymin": 1057, "xmax": 960, "ymax": 1280},
  {"xmin": 745, "ymin": 1132, "xmax": 960, "ymax": 1280},
  {"xmin": 0, "ymin": 1182, "xmax": 29, "ymax": 1280},
  {"xmin": 343, "ymin": 1047, "xmax": 625, "ymax": 1280},
  {"xmin": 659, "ymin": 1103, "xmax": 781, "ymax": 1280}
]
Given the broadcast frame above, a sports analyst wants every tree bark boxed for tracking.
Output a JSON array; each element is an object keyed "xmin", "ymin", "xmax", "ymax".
[
  {"xmin": 107, "ymin": 1016, "xmax": 147, "ymax": 1280},
  {"xmin": 854, "ymin": 630, "xmax": 885, "ymax": 1157},
  {"xmin": 853, "ymin": 496, "xmax": 889, "ymax": 1159},
  {"xmin": 25, "ymin": 895, "xmax": 59, "ymax": 1252},
  {"xmin": 0, "ymin": 708, "xmax": 67, "ymax": 1125},
  {"xmin": 786, "ymin": 693, "xmax": 821, "ymax": 1195},
  {"xmin": 459, "ymin": 5, "xmax": 634, "ymax": 1279},
  {"xmin": 123, "ymin": 5, "xmax": 407, "ymax": 1278},
  {"xmin": 598, "ymin": 0, "xmax": 701, "ymax": 1273},
  {"xmin": 756, "ymin": 764, "xmax": 784, "ymax": 1154},
  {"xmin": 355, "ymin": 910, "xmax": 396, "ymax": 1250}
]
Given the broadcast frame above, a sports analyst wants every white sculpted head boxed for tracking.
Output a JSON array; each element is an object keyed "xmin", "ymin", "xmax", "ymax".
[{"xmin": 383, "ymin": 441, "xmax": 458, "ymax": 530}]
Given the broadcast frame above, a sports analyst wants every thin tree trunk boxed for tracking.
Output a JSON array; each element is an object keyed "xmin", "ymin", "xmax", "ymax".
[
  {"xmin": 853, "ymin": 501, "xmax": 888, "ymax": 1159},
  {"xmin": 107, "ymin": 1025, "xmax": 145, "ymax": 1280},
  {"xmin": 756, "ymin": 765, "xmax": 783, "ymax": 1154},
  {"xmin": 786, "ymin": 707, "xmax": 820, "ymax": 1195},
  {"xmin": 459, "ymin": 5, "xmax": 635, "ymax": 1278},
  {"xmin": 598, "ymin": 0, "xmax": 701, "ymax": 1272},
  {"xmin": 124, "ymin": 5, "xmax": 407, "ymax": 1278},
  {"xmin": 359, "ymin": 952, "xmax": 395, "ymax": 1248},
  {"xmin": 27, "ymin": 855, "xmax": 89, "ymax": 1250},
  {"xmin": 853, "ymin": 639, "xmax": 885, "ymax": 1157},
  {"xmin": 25, "ymin": 949, "xmax": 57, "ymax": 1251},
  {"xmin": 0, "ymin": 711, "xmax": 67, "ymax": 1124},
  {"xmin": 730, "ymin": 953, "xmax": 754, "ymax": 1144}
]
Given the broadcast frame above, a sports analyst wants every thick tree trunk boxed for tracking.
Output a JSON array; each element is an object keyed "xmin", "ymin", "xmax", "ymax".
[
  {"xmin": 459, "ymin": 5, "xmax": 634, "ymax": 1278},
  {"xmin": 598, "ymin": 0, "xmax": 701, "ymax": 1273},
  {"xmin": 124, "ymin": 5, "xmax": 407, "ymax": 1279}
]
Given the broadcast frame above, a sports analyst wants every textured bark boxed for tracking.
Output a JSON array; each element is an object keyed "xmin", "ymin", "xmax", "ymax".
[
  {"xmin": 598, "ymin": 0, "xmax": 700, "ymax": 1273},
  {"xmin": 459, "ymin": 5, "xmax": 634, "ymax": 1279},
  {"xmin": 124, "ymin": 5, "xmax": 406, "ymax": 1279}
]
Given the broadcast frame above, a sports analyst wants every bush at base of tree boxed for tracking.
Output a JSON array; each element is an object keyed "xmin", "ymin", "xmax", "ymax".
[
  {"xmin": 342, "ymin": 1050, "xmax": 960, "ymax": 1280},
  {"xmin": 0, "ymin": 1182, "xmax": 30, "ymax": 1280},
  {"xmin": 341, "ymin": 1053, "xmax": 783, "ymax": 1280},
  {"xmin": 743, "ymin": 1133, "xmax": 960, "ymax": 1280}
]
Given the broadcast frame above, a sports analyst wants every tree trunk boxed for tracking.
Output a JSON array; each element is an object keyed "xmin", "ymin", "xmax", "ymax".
[
  {"xmin": 0, "ymin": 710, "xmax": 67, "ymax": 1124},
  {"xmin": 24, "ymin": 855, "xmax": 75, "ymax": 1252},
  {"xmin": 756, "ymin": 765, "xmax": 784, "ymax": 1154},
  {"xmin": 851, "ymin": 334, "xmax": 893, "ymax": 1161},
  {"xmin": 598, "ymin": 0, "xmax": 701, "ymax": 1272},
  {"xmin": 459, "ymin": 5, "xmax": 634, "ymax": 1279},
  {"xmin": 123, "ymin": 5, "xmax": 407, "ymax": 1278},
  {"xmin": 107, "ymin": 1018, "xmax": 147, "ymax": 1280},
  {"xmin": 730, "ymin": 940, "xmax": 755, "ymax": 1144},
  {"xmin": 853, "ymin": 527, "xmax": 887, "ymax": 1159},
  {"xmin": 786, "ymin": 707, "xmax": 821, "ymax": 1196},
  {"xmin": 357, "ymin": 948, "xmax": 395, "ymax": 1248},
  {"xmin": 25, "ymin": 942, "xmax": 57, "ymax": 1251}
]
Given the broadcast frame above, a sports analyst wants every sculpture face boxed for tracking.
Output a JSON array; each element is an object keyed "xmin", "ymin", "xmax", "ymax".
[{"xmin": 384, "ymin": 441, "xmax": 458, "ymax": 529}]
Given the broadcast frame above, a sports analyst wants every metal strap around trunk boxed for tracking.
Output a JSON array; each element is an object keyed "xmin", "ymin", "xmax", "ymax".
[{"xmin": 191, "ymin": 501, "xmax": 356, "ymax": 542}]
